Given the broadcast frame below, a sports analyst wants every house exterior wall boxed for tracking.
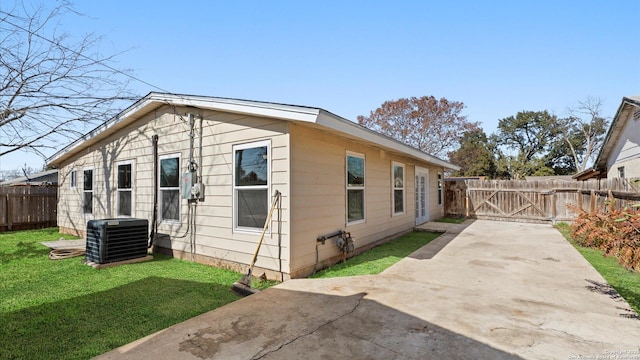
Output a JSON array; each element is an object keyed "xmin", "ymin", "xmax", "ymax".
[
  {"xmin": 56, "ymin": 104, "xmax": 447, "ymax": 280},
  {"xmin": 606, "ymin": 107, "xmax": 640, "ymax": 179},
  {"xmin": 57, "ymin": 105, "xmax": 291, "ymax": 278},
  {"xmin": 288, "ymin": 123, "xmax": 444, "ymax": 277}
]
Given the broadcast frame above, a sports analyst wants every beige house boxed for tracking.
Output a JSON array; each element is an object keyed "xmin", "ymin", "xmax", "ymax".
[
  {"xmin": 574, "ymin": 96, "xmax": 640, "ymax": 181},
  {"xmin": 47, "ymin": 93, "xmax": 459, "ymax": 279}
]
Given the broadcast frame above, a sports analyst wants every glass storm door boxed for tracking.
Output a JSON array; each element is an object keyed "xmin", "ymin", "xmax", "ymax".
[{"xmin": 415, "ymin": 168, "xmax": 429, "ymax": 224}]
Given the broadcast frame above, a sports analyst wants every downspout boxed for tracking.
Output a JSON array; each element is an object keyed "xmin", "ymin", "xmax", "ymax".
[{"xmin": 149, "ymin": 134, "xmax": 159, "ymax": 248}]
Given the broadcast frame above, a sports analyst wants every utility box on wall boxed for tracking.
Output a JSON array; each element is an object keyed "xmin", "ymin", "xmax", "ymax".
[
  {"xmin": 182, "ymin": 172, "xmax": 194, "ymax": 200},
  {"xmin": 181, "ymin": 172, "xmax": 205, "ymax": 201}
]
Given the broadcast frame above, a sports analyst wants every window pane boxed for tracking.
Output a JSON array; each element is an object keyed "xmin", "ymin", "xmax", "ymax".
[
  {"xmin": 161, "ymin": 189, "xmax": 179, "ymax": 220},
  {"xmin": 83, "ymin": 192, "xmax": 93, "ymax": 214},
  {"xmin": 71, "ymin": 171, "xmax": 77, "ymax": 187},
  {"xmin": 118, "ymin": 164, "xmax": 132, "ymax": 189},
  {"xmin": 347, "ymin": 189, "xmax": 364, "ymax": 222},
  {"xmin": 160, "ymin": 158, "xmax": 179, "ymax": 187},
  {"xmin": 394, "ymin": 189, "xmax": 404, "ymax": 213},
  {"xmin": 347, "ymin": 156, "xmax": 364, "ymax": 187},
  {"xmin": 118, "ymin": 191, "xmax": 132, "ymax": 216},
  {"xmin": 237, "ymin": 189, "xmax": 268, "ymax": 228},
  {"xmin": 394, "ymin": 165, "xmax": 403, "ymax": 188},
  {"xmin": 235, "ymin": 146, "xmax": 268, "ymax": 186},
  {"xmin": 83, "ymin": 170, "xmax": 93, "ymax": 190}
]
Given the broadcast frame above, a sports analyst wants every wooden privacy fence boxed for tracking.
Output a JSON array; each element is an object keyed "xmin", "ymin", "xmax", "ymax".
[
  {"xmin": 445, "ymin": 178, "xmax": 640, "ymax": 223},
  {"xmin": 0, "ymin": 186, "xmax": 58, "ymax": 232}
]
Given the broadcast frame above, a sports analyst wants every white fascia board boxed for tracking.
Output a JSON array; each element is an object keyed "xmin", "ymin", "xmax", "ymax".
[
  {"xmin": 47, "ymin": 93, "xmax": 321, "ymax": 166},
  {"xmin": 153, "ymin": 93, "xmax": 320, "ymax": 123},
  {"xmin": 315, "ymin": 110, "xmax": 460, "ymax": 171}
]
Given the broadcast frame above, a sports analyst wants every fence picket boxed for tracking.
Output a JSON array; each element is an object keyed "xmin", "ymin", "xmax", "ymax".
[
  {"xmin": 445, "ymin": 178, "xmax": 640, "ymax": 223},
  {"xmin": 0, "ymin": 186, "xmax": 57, "ymax": 232}
]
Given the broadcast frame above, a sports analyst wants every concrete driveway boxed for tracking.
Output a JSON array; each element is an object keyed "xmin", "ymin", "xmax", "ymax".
[{"xmin": 97, "ymin": 220, "xmax": 640, "ymax": 359}]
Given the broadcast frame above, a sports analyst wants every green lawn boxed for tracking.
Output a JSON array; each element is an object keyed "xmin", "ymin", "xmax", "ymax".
[
  {"xmin": 556, "ymin": 223, "xmax": 640, "ymax": 314},
  {"xmin": 310, "ymin": 231, "xmax": 441, "ymax": 278},
  {"xmin": 435, "ymin": 217, "xmax": 466, "ymax": 224},
  {"xmin": 0, "ymin": 228, "xmax": 273, "ymax": 360}
]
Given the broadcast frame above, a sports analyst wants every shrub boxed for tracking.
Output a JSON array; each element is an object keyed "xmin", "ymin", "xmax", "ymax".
[{"xmin": 570, "ymin": 204, "xmax": 640, "ymax": 272}]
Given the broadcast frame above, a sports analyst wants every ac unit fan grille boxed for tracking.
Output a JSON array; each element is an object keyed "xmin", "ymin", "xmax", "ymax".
[{"xmin": 86, "ymin": 219, "xmax": 149, "ymax": 264}]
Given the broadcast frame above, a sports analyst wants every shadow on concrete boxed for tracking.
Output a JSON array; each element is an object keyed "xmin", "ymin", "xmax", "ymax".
[
  {"xmin": 410, "ymin": 219, "xmax": 475, "ymax": 261},
  {"xmin": 1, "ymin": 277, "xmax": 240, "ymax": 360},
  {"xmin": 98, "ymin": 286, "xmax": 521, "ymax": 360}
]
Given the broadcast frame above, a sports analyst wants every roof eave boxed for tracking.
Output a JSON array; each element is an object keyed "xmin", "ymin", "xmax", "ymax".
[{"xmin": 316, "ymin": 110, "xmax": 460, "ymax": 171}]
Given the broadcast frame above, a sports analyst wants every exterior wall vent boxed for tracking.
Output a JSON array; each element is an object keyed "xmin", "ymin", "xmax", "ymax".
[{"xmin": 86, "ymin": 218, "xmax": 149, "ymax": 264}]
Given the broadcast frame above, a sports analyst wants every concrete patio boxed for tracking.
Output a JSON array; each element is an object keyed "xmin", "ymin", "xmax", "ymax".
[{"xmin": 97, "ymin": 220, "xmax": 640, "ymax": 359}]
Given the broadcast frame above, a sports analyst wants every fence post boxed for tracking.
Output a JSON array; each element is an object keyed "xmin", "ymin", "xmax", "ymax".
[
  {"xmin": 577, "ymin": 190, "xmax": 582, "ymax": 212},
  {"xmin": 608, "ymin": 190, "xmax": 614, "ymax": 212},
  {"xmin": 6, "ymin": 194, "xmax": 12, "ymax": 231},
  {"xmin": 590, "ymin": 190, "xmax": 596, "ymax": 214},
  {"xmin": 551, "ymin": 190, "xmax": 556, "ymax": 222}
]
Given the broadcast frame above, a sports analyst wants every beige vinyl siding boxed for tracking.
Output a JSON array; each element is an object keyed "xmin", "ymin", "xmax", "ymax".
[
  {"xmin": 57, "ymin": 105, "xmax": 291, "ymax": 275},
  {"xmin": 289, "ymin": 124, "xmax": 443, "ymax": 275}
]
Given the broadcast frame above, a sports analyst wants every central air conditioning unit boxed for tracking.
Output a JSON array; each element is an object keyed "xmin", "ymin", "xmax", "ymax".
[{"xmin": 86, "ymin": 218, "xmax": 149, "ymax": 264}]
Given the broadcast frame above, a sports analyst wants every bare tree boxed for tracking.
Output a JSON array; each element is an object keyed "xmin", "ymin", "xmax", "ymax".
[
  {"xmin": 0, "ymin": 1, "xmax": 136, "ymax": 159},
  {"xmin": 554, "ymin": 97, "xmax": 609, "ymax": 173}
]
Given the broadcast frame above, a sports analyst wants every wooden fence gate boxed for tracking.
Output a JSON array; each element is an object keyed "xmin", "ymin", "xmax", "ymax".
[
  {"xmin": 0, "ymin": 186, "xmax": 58, "ymax": 232},
  {"xmin": 445, "ymin": 178, "xmax": 640, "ymax": 223}
]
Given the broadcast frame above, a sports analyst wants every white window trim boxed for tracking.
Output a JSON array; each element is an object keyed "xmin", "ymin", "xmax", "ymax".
[
  {"xmin": 158, "ymin": 153, "xmax": 181, "ymax": 224},
  {"xmin": 82, "ymin": 167, "xmax": 94, "ymax": 217},
  {"xmin": 70, "ymin": 168, "xmax": 77, "ymax": 189},
  {"xmin": 392, "ymin": 162, "xmax": 405, "ymax": 216},
  {"xmin": 232, "ymin": 140, "xmax": 271, "ymax": 233},
  {"xmin": 116, "ymin": 160, "xmax": 135, "ymax": 217},
  {"xmin": 346, "ymin": 151, "xmax": 366, "ymax": 225}
]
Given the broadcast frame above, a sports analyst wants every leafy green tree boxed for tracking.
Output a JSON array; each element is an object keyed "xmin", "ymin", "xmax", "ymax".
[
  {"xmin": 496, "ymin": 110, "xmax": 559, "ymax": 179},
  {"xmin": 448, "ymin": 128, "xmax": 497, "ymax": 177}
]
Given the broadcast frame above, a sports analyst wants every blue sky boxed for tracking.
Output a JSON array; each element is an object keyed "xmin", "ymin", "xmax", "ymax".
[{"xmin": 1, "ymin": 0, "xmax": 638, "ymax": 172}]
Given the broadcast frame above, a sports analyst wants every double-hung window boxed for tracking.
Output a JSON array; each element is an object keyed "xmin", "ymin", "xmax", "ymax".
[
  {"xmin": 117, "ymin": 161, "xmax": 134, "ymax": 216},
  {"xmin": 159, "ymin": 155, "xmax": 180, "ymax": 222},
  {"xmin": 83, "ymin": 168, "xmax": 93, "ymax": 215},
  {"xmin": 392, "ymin": 162, "xmax": 405, "ymax": 215},
  {"xmin": 234, "ymin": 141, "xmax": 270, "ymax": 231},
  {"xmin": 347, "ymin": 152, "xmax": 365, "ymax": 223}
]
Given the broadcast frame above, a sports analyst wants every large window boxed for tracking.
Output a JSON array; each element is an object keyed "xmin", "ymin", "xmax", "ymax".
[
  {"xmin": 347, "ymin": 153, "xmax": 365, "ymax": 223},
  {"xmin": 234, "ymin": 141, "xmax": 270, "ymax": 231},
  {"xmin": 159, "ymin": 155, "xmax": 180, "ymax": 221},
  {"xmin": 117, "ymin": 161, "xmax": 133, "ymax": 216},
  {"xmin": 83, "ymin": 169, "xmax": 93, "ymax": 215},
  {"xmin": 392, "ymin": 162, "xmax": 405, "ymax": 215}
]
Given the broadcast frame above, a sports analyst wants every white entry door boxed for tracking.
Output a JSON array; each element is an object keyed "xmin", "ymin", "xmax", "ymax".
[{"xmin": 415, "ymin": 168, "xmax": 430, "ymax": 224}]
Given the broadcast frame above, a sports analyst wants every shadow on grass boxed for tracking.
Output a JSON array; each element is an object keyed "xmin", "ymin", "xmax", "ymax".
[
  {"xmin": 0, "ymin": 277, "xmax": 240, "ymax": 360},
  {"xmin": 0, "ymin": 241, "xmax": 50, "ymax": 265}
]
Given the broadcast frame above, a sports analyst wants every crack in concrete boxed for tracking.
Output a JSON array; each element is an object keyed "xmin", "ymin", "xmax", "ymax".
[{"xmin": 250, "ymin": 292, "xmax": 367, "ymax": 360}]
